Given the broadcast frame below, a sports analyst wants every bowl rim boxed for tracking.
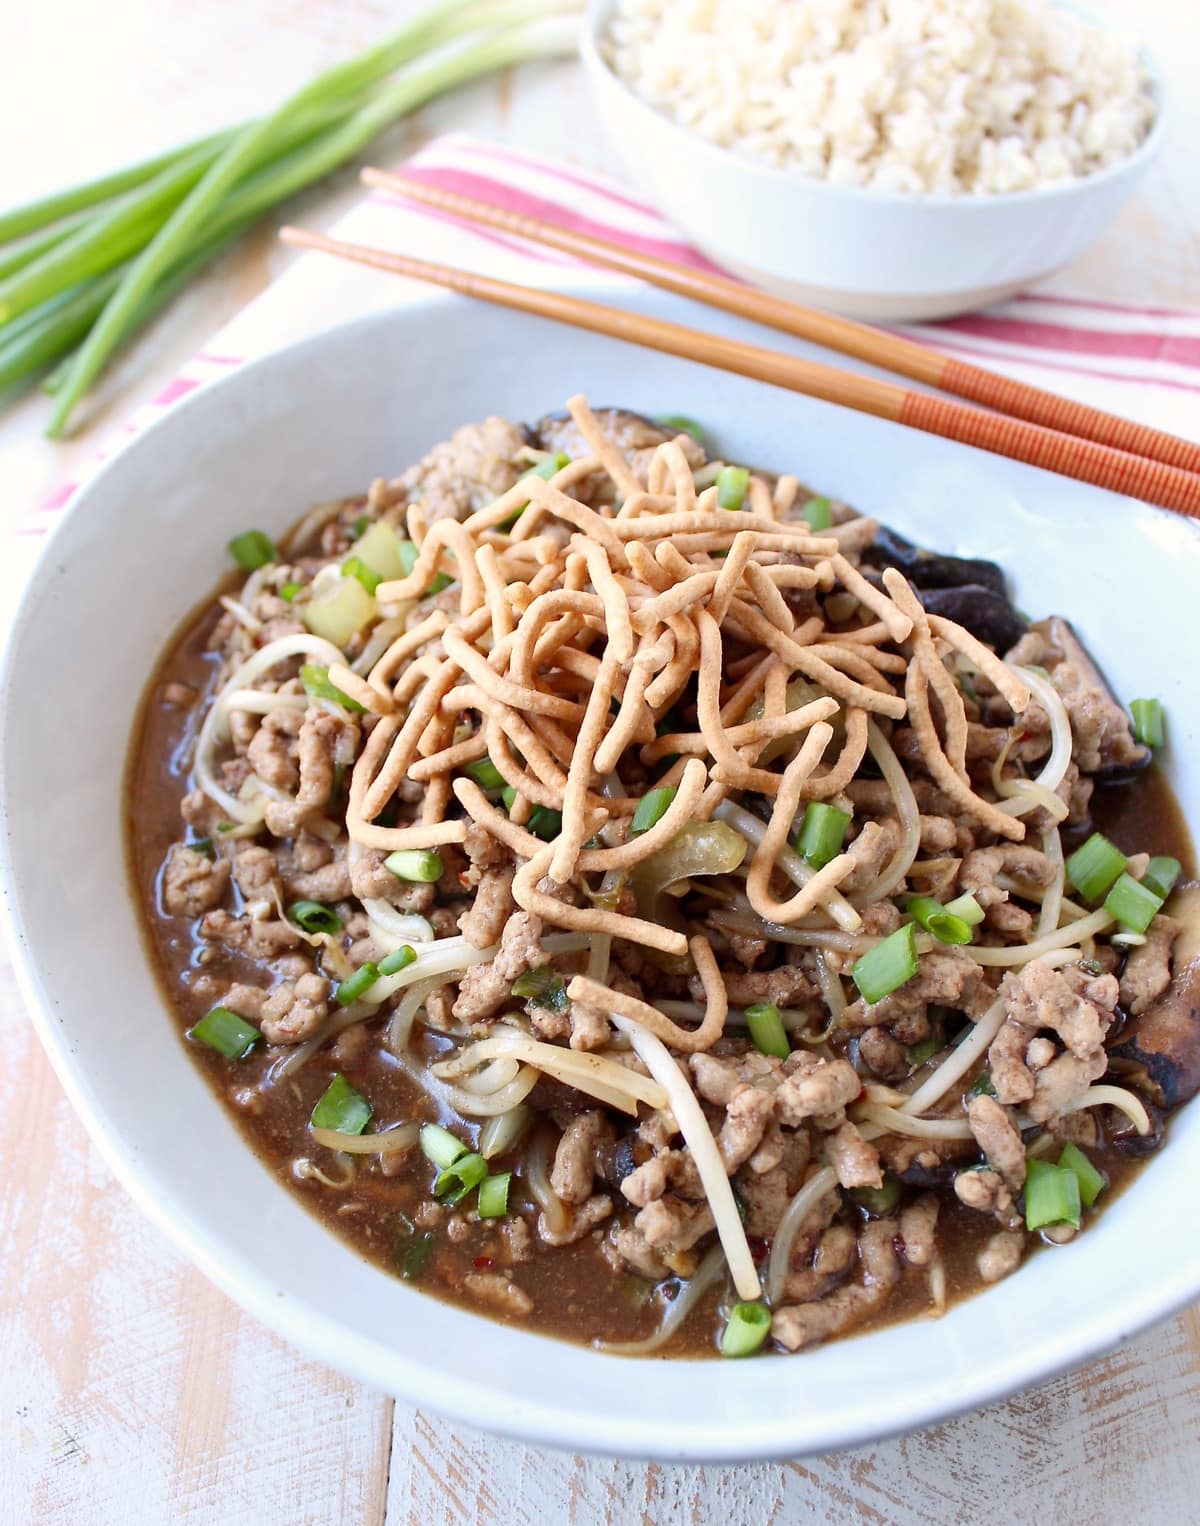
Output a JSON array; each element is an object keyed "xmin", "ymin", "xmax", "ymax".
[
  {"xmin": 582, "ymin": 0, "xmax": 1169, "ymax": 211},
  {"xmin": 3, "ymin": 297, "xmax": 1200, "ymax": 1463}
]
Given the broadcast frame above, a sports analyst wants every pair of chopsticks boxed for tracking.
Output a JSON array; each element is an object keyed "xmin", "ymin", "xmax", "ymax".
[{"xmin": 280, "ymin": 169, "xmax": 1200, "ymax": 518}]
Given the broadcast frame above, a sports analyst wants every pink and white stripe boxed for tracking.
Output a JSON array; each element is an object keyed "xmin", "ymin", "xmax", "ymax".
[{"xmin": 27, "ymin": 132, "xmax": 1200, "ymax": 537}]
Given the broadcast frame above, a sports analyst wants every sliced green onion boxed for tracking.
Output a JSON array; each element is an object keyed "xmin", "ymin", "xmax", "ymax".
[
  {"xmin": 744, "ymin": 1002, "xmax": 790, "ymax": 1060},
  {"xmin": 300, "ymin": 663, "xmax": 365, "ymax": 713},
  {"xmin": 850, "ymin": 1175, "xmax": 902, "ymax": 1217},
  {"xmin": 400, "ymin": 1229, "xmax": 434, "ymax": 1281},
  {"xmin": 802, "ymin": 496, "xmax": 833, "ymax": 531},
  {"xmin": 378, "ymin": 945, "xmax": 417, "ymax": 977},
  {"xmin": 420, "ymin": 1122, "xmax": 468, "ymax": 1170},
  {"xmin": 228, "ymin": 529, "xmax": 277, "ymax": 571},
  {"xmin": 288, "ymin": 899, "xmax": 342, "ymax": 934},
  {"xmin": 342, "ymin": 554, "xmax": 382, "ymax": 595},
  {"xmin": 794, "ymin": 802, "xmax": 850, "ymax": 869},
  {"xmin": 967, "ymin": 1070, "xmax": 997, "ymax": 1098},
  {"xmin": 500, "ymin": 785, "xmax": 561, "ymax": 838},
  {"xmin": 943, "ymin": 892, "xmax": 985, "ymax": 927},
  {"xmin": 477, "ymin": 1171, "xmax": 513, "ymax": 1219},
  {"xmin": 1142, "ymin": 855, "xmax": 1182, "ymax": 902},
  {"xmin": 906, "ymin": 1035, "xmax": 940, "ymax": 1067},
  {"xmin": 906, "ymin": 895, "xmax": 973, "ymax": 946},
  {"xmin": 1024, "ymin": 1158, "xmax": 1081, "ymax": 1231},
  {"xmin": 397, "ymin": 539, "xmax": 420, "ymax": 576},
  {"xmin": 1065, "ymin": 832, "xmax": 1128, "ymax": 902},
  {"xmin": 189, "ymin": 836, "xmax": 214, "ymax": 860},
  {"xmin": 511, "ymin": 965, "xmax": 568, "ymax": 1014},
  {"xmin": 464, "ymin": 756, "xmax": 506, "ymax": 792},
  {"xmin": 1130, "ymin": 697, "xmax": 1165, "ymax": 748},
  {"xmin": 721, "ymin": 1301, "xmax": 771, "ymax": 1358},
  {"xmin": 348, "ymin": 512, "xmax": 370, "ymax": 540},
  {"xmin": 852, "ymin": 924, "xmax": 919, "ymax": 1005},
  {"xmin": 279, "ymin": 581, "xmax": 303, "ymax": 603},
  {"xmin": 384, "ymin": 848, "xmax": 443, "ymax": 883},
  {"xmin": 334, "ymin": 961, "xmax": 380, "ymax": 1007},
  {"xmin": 1103, "ymin": 872, "xmax": 1162, "ymax": 935},
  {"xmin": 188, "ymin": 1007, "xmax": 260, "ymax": 1060},
  {"xmin": 656, "ymin": 413, "xmax": 705, "ymax": 444},
  {"xmin": 716, "ymin": 465, "xmax": 749, "ymax": 511},
  {"xmin": 632, "ymin": 787, "xmax": 676, "ymax": 835},
  {"xmin": 528, "ymin": 451, "xmax": 570, "ymax": 480},
  {"xmin": 433, "ymin": 1151, "xmax": 488, "ymax": 1205},
  {"xmin": 310, "ymin": 1072, "xmax": 373, "ymax": 1135},
  {"xmin": 1057, "ymin": 1142, "xmax": 1105, "ymax": 1208}
]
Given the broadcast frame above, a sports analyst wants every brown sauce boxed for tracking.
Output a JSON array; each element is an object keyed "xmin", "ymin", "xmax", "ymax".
[{"xmin": 126, "ymin": 556, "xmax": 1196, "ymax": 1359}]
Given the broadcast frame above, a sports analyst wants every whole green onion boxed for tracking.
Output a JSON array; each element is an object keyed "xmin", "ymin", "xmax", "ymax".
[
  {"xmin": 477, "ymin": 1171, "xmax": 513, "ymax": 1219},
  {"xmin": 188, "ymin": 1007, "xmax": 260, "ymax": 1060},
  {"xmin": 228, "ymin": 528, "xmax": 277, "ymax": 571},
  {"xmin": 1103, "ymin": 872, "xmax": 1162, "ymax": 935},
  {"xmin": 335, "ymin": 961, "xmax": 380, "ymax": 1007},
  {"xmin": 794, "ymin": 802, "xmax": 850, "ymax": 869},
  {"xmin": 744, "ymin": 1002, "xmax": 790, "ymax": 1060},
  {"xmin": 1130, "ymin": 697, "xmax": 1165, "ymax": 748},
  {"xmin": 1058, "ymin": 1142, "xmax": 1105, "ymax": 1208},
  {"xmin": 716, "ymin": 465, "xmax": 749, "ymax": 511},
  {"xmin": 288, "ymin": 899, "xmax": 342, "ymax": 935},
  {"xmin": 1024, "ymin": 1158, "xmax": 1081, "ymax": 1231},
  {"xmin": 384, "ymin": 848, "xmax": 443, "ymax": 883},
  {"xmin": 721, "ymin": 1301, "xmax": 771, "ymax": 1358},
  {"xmin": 632, "ymin": 786, "xmax": 676, "ymax": 835},
  {"xmin": 802, "ymin": 496, "xmax": 833, "ymax": 531},
  {"xmin": 906, "ymin": 895, "xmax": 973, "ymax": 946},
  {"xmin": 420, "ymin": 1122, "xmax": 468, "ymax": 1170},
  {"xmin": 1142, "ymin": 856, "xmax": 1181, "ymax": 901},
  {"xmin": 300, "ymin": 664, "xmax": 366, "ymax": 713},
  {"xmin": 378, "ymin": 945, "xmax": 417, "ymax": 977},
  {"xmin": 1065, "ymin": 832, "xmax": 1128, "ymax": 902},
  {"xmin": 852, "ymin": 924, "xmax": 919, "ymax": 1005},
  {"xmin": 310, "ymin": 1073, "xmax": 373, "ymax": 1135}
]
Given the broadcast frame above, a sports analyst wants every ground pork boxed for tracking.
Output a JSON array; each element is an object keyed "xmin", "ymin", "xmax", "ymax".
[
  {"xmin": 824, "ymin": 1121, "xmax": 883, "ymax": 1189},
  {"xmin": 1007, "ymin": 619, "xmax": 1148, "ymax": 774},
  {"xmin": 689, "ymin": 1050, "xmax": 783, "ymax": 1106},
  {"xmin": 608, "ymin": 1224, "xmax": 672, "ymax": 1281},
  {"xmin": 857, "ymin": 1027, "xmax": 910, "ymax": 1080},
  {"xmin": 462, "ymin": 1270, "xmax": 534, "ymax": 1318},
  {"xmin": 839, "ymin": 820, "xmax": 901, "ymax": 894},
  {"xmin": 537, "ymin": 1194, "xmax": 614, "ymax": 1247},
  {"xmin": 774, "ymin": 1056, "xmax": 862, "ymax": 1125},
  {"xmin": 232, "ymin": 843, "xmax": 282, "ymax": 902},
  {"xmin": 199, "ymin": 908, "xmax": 302, "ymax": 958},
  {"xmin": 258, "ymin": 971, "xmax": 330, "ymax": 1044},
  {"xmin": 399, "ymin": 417, "xmax": 531, "ymax": 524},
  {"xmin": 898, "ymin": 1193, "xmax": 939, "ymax": 1267},
  {"xmin": 635, "ymin": 1195, "xmax": 714, "ymax": 1256},
  {"xmin": 693, "ymin": 963, "xmax": 818, "ymax": 1009},
  {"xmin": 959, "ymin": 845, "xmax": 1057, "ymax": 939},
  {"xmin": 452, "ymin": 910, "xmax": 543, "ymax": 1022},
  {"xmin": 978, "ymin": 1230, "xmax": 1025, "ymax": 1283},
  {"xmin": 246, "ymin": 709, "xmax": 303, "ymax": 793},
  {"xmin": 551, "ymin": 1112, "xmax": 614, "ymax": 1204},
  {"xmin": 966, "ymin": 1094, "xmax": 1026, "ymax": 1190},
  {"xmin": 782, "ymin": 1223, "xmax": 857, "ymax": 1302},
  {"xmin": 263, "ymin": 708, "xmax": 359, "ymax": 838},
  {"xmin": 954, "ymin": 1166, "xmax": 1020, "ymax": 1228},
  {"xmin": 284, "ymin": 853, "xmax": 353, "ymax": 903},
  {"xmin": 161, "ymin": 844, "xmax": 231, "ymax": 917},
  {"xmin": 735, "ymin": 1164, "xmax": 791, "ymax": 1236},
  {"xmin": 1002, "ymin": 960, "xmax": 1117, "ymax": 1060},
  {"xmin": 568, "ymin": 1002, "xmax": 611, "ymax": 1052},
  {"xmin": 1119, "ymin": 915, "xmax": 1180, "ymax": 1016},
  {"xmin": 772, "ymin": 1219, "xmax": 900, "ymax": 1352},
  {"xmin": 458, "ymin": 866, "xmax": 515, "ymax": 949},
  {"xmin": 841, "ymin": 947, "xmax": 993, "ymax": 1032}
]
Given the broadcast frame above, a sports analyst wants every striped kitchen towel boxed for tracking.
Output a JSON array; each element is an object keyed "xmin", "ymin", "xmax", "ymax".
[{"xmin": 26, "ymin": 131, "xmax": 1200, "ymax": 541}]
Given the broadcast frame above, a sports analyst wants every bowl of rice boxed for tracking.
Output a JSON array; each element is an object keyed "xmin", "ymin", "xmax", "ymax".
[{"xmin": 582, "ymin": 0, "xmax": 1166, "ymax": 320}]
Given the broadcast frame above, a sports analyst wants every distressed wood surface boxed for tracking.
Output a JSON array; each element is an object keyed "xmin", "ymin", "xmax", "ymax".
[{"xmin": 2, "ymin": 2, "xmax": 1198, "ymax": 1521}]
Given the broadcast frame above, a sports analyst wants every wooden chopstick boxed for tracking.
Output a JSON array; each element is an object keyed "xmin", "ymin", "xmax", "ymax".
[
  {"xmin": 363, "ymin": 167, "xmax": 1200, "ymax": 480},
  {"xmin": 278, "ymin": 224, "xmax": 1200, "ymax": 519}
]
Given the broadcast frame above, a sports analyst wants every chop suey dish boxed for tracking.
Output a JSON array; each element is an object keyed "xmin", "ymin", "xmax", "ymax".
[{"xmin": 131, "ymin": 398, "xmax": 1199, "ymax": 1358}]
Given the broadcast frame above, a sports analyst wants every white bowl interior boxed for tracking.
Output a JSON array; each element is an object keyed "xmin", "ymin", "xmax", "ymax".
[{"xmin": 2, "ymin": 290, "xmax": 1198, "ymax": 1461}]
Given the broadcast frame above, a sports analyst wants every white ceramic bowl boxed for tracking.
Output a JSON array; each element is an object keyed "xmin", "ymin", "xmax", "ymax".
[
  {"xmin": 2, "ymin": 290, "xmax": 1198, "ymax": 1462},
  {"xmin": 582, "ymin": 0, "xmax": 1167, "ymax": 321}
]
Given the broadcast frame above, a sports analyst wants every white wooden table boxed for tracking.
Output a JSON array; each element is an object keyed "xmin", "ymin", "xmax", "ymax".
[{"xmin": 2, "ymin": 3, "xmax": 1198, "ymax": 1520}]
